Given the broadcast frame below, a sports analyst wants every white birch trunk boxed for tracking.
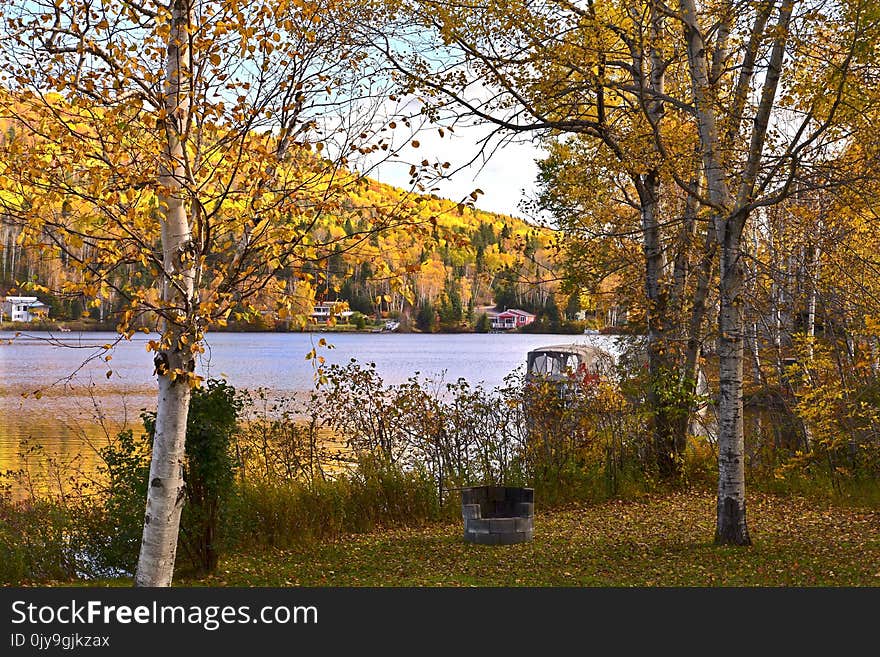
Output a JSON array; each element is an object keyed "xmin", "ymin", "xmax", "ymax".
[
  {"xmin": 135, "ymin": 0, "xmax": 195, "ymax": 588},
  {"xmin": 769, "ymin": 222, "xmax": 784, "ymax": 374},
  {"xmin": 681, "ymin": 218, "xmax": 716, "ymax": 447},
  {"xmin": 639, "ymin": 173, "xmax": 675, "ymax": 473},
  {"xmin": 805, "ymin": 242, "xmax": 820, "ymax": 360},
  {"xmin": 715, "ymin": 229, "xmax": 750, "ymax": 544},
  {"xmin": 801, "ymin": 240, "xmax": 821, "ymax": 451},
  {"xmin": 10, "ymin": 234, "xmax": 17, "ymax": 281},
  {"xmin": 1, "ymin": 226, "xmax": 8, "ymax": 277},
  {"xmin": 748, "ymin": 223, "xmax": 764, "ymax": 385},
  {"xmin": 640, "ymin": 7, "xmax": 681, "ymax": 478}
]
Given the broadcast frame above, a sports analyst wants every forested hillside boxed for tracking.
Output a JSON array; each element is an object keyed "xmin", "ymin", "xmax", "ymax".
[{"xmin": 0, "ymin": 103, "xmax": 562, "ymax": 332}]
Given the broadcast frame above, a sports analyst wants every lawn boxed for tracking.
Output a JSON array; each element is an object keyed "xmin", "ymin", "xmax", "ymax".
[{"xmin": 165, "ymin": 491, "xmax": 880, "ymax": 587}]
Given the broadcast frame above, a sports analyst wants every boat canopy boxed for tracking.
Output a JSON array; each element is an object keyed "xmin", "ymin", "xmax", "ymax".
[{"xmin": 525, "ymin": 344, "xmax": 614, "ymax": 381}]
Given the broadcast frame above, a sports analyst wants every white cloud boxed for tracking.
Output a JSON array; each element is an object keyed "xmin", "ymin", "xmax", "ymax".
[{"xmin": 363, "ymin": 116, "xmax": 547, "ymax": 221}]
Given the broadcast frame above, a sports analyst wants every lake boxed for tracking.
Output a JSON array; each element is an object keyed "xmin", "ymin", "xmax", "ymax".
[{"xmin": 0, "ymin": 330, "xmax": 621, "ymax": 481}]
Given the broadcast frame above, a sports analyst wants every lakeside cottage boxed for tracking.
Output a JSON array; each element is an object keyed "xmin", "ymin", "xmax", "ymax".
[
  {"xmin": 1, "ymin": 295, "xmax": 49, "ymax": 322},
  {"xmin": 487, "ymin": 308, "xmax": 536, "ymax": 331},
  {"xmin": 309, "ymin": 300, "xmax": 353, "ymax": 324}
]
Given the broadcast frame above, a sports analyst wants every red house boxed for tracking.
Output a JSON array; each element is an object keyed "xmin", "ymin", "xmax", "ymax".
[{"xmin": 489, "ymin": 308, "xmax": 536, "ymax": 330}]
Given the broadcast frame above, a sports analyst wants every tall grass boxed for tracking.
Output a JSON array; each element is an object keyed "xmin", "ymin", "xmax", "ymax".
[{"xmin": 224, "ymin": 458, "xmax": 449, "ymax": 551}]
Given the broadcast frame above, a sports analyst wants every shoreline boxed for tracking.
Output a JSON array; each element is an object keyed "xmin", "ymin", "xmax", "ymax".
[{"xmin": 1, "ymin": 321, "xmax": 614, "ymax": 336}]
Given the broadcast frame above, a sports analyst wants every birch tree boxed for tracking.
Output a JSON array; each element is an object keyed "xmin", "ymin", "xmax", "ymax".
[
  {"xmin": 0, "ymin": 0, "xmax": 405, "ymax": 585},
  {"xmin": 673, "ymin": 0, "xmax": 879, "ymax": 543}
]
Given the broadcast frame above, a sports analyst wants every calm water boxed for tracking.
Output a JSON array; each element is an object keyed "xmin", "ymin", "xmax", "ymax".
[{"xmin": 0, "ymin": 330, "xmax": 620, "ymax": 476}]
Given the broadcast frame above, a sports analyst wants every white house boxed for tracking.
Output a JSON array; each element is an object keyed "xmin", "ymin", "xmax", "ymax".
[
  {"xmin": 1, "ymin": 296, "xmax": 50, "ymax": 322},
  {"xmin": 308, "ymin": 300, "xmax": 352, "ymax": 324}
]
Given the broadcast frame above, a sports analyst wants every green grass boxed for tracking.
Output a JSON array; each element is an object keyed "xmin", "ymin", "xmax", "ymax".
[{"xmin": 67, "ymin": 490, "xmax": 880, "ymax": 587}]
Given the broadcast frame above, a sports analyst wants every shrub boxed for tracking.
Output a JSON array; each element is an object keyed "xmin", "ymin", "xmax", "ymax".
[
  {"xmin": 93, "ymin": 427, "xmax": 152, "ymax": 576},
  {"xmin": 0, "ymin": 497, "xmax": 83, "ymax": 584},
  {"xmin": 351, "ymin": 311, "xmax": 367, "ymax": 330},
  {"xmin": 179, "ymin": 379, "xmax": 242, "ymax": 574},
  {"xmin": 95, "ymin": 379, "xmax": 242, "ymax": 576}
]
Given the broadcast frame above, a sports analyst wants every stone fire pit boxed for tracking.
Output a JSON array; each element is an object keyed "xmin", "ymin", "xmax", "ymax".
[{"xmin": 460, "ymin": 486, "xmax": 534, "ymax": 545}]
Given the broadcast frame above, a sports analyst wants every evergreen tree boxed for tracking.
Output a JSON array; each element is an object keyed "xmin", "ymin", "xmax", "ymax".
[
  {"xmin": 416, "ymin": 300, "xmax": 436, "ymax": 332},
  {"xmin": 565, "ymin": 291, "xmax": 581, "ymax": 320},
  {"xmin": 475, "ymin": 312, "xmax": 491, "ymax": 333}
]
